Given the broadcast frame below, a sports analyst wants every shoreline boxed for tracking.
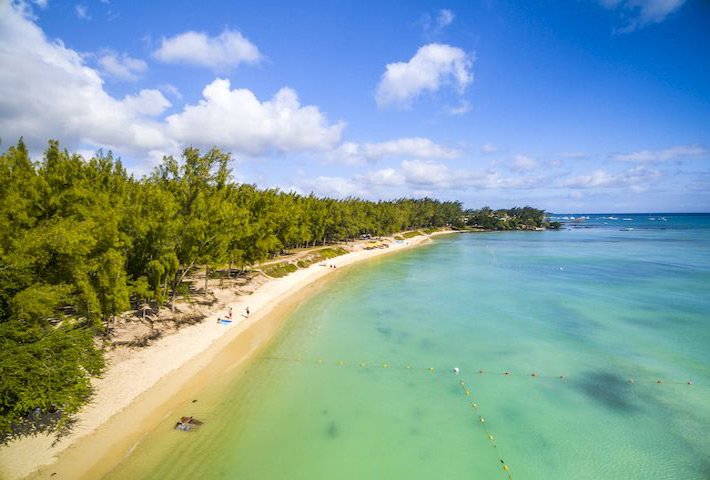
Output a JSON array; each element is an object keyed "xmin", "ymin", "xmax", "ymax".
[{"xmin": 0, "ymin": 230, "xmax": 453, "ymax": 480}]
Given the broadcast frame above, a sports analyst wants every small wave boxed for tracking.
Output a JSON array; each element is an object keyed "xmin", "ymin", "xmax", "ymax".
[{"xmin": 623, "ymin": 218, "xmax": 632, "ymax": 221}]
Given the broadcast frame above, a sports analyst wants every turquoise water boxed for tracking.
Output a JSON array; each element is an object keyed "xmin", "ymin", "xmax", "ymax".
[{"xmin": 107, "ymin": 214, "xmax": 710, "ymax": 479}]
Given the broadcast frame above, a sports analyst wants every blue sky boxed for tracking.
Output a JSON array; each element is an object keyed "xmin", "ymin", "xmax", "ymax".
[{"xmin": 1, "ymin": 0, "xmax": 708, "ymax": 212}]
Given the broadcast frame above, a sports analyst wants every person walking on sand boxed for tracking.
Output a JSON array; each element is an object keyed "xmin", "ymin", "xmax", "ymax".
[
  {"xmin": 227, "ymin": 307, "xmax": 233, "ymax": 319},
  {"xmin": 246, "ymin": 306, "xmax": 250, "ymax": 317}
]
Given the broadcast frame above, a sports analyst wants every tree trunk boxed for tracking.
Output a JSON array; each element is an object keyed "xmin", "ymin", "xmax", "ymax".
[{"xmin": 204, "ymin": 265, "xmax": 209, "ymax": 297}]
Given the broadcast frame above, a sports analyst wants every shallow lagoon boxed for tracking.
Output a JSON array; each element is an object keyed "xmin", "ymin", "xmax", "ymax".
[{"xmin": 107, "ymin": 214, "xmax": 710, "ymax": 479}]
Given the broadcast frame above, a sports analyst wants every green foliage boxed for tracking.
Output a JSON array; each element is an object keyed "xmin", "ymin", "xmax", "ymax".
[
  {"xmin": 0, "ymin": 138, "xmax": 552, "ymax": 434},
  {"xmin": 463, "ymin": 206, "xmax": 552, "ymax": 230},
  {"xmin": 0, "ymin": 321, "xmax": 103, "ymax": 433},
  {"xmin": 261, "ymin": 263, "xmax": 298, "ymax": 278},
  {"xmin": 402, "ymin": 231, "xmax": 423, "ymax": 239}
]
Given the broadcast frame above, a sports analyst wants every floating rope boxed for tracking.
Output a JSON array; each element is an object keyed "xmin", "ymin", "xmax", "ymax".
[
  {"xmin": 457, "ymin": 377, "xmax": 513, "ymax": 479},
  {"xmin": 258, "ymin": 355, "xmax": 702, "ymax": 387}
]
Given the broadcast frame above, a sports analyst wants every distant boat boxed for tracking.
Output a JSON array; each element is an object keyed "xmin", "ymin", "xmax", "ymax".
[{"xmin": 608, "ymin": 217, "xmax": 618, "ymax": 220}]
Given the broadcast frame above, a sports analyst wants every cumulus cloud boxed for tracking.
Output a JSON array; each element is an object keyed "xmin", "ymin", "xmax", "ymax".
[
  {"xmin": 613, "ymin": 145, "xmax": 707, "ymax": 163},
  {"xmin": 327, "ymin": 137, "xmax": 459, "ymax": 165},
  {"xmin": 398, "ymin": 160, "xmax": 541, "ymax": 190},
  {"xmin": 401, "ymin": 159, "xmax": 454, "ymax": 186},
  {"xmin": 121, "ymin": 89, "xmax": 171, "ymax": 116},
  {"xmin": 304, "ymin": 176, "xmax": 368, "ymax": 198},
  {"xmin": 561, "ymin": 166, "xmax": 661, "ymax": 192},
  {"xmin": 0, "ymin": 3, "xmax": 173, "ymax": 154},
  {"xmin": 98, "ymin": 50, "xmax": 147, "ymax": 81},
  {"xmin": 0, "ymin": 4, "xmax": 342, "ymax": 163},
  {"xmin": 357, "ymin": 168, "xmax": 405, "ymax": 187},
  {"xmin": 153, "ymin": 29, "xmax": 261, "ymax": 69},
  {"xmin": 600, "ymin": 0, "xmax": 686, "ymax": 32},
  {"xmin": 165, "ymin": 78, "xmax": 344, "ymax": 155},
  {"xmin": 511, "ymin": 154, "xmax": 539, "ymax": 172},
  {"xmin": 375, "ymin": 43, "xmax": 473, "ymax": 109}
]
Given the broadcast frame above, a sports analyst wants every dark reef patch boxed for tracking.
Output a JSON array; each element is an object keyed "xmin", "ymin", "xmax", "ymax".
[{"xmin": 574, "ymin": 371, "xmax": 638, "ymax": 412}]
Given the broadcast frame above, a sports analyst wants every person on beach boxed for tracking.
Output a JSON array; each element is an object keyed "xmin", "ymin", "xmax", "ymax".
[
  {"xmin": 227, "ymin": 307, "xmax": 233, "ymax": 319},
  {"xmin": 246, "ymin": 306, "xmax": 250, "ymax": 317}
]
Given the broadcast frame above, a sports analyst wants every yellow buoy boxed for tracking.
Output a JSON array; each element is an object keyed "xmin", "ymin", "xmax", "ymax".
[
  {"xmin": 382, "ymin": 363, "xmax": 389, "ymax": 368},
  {"xmin": 479, "ymin": 416, "xmax": 486, "ymax": 423},
  {"xmin": 429, "ymin": 367, "xmax": 435, "ymax": 372},
  {"xmin": 503, "ymin": 464, "xmax": 510, "ymax": 471}
]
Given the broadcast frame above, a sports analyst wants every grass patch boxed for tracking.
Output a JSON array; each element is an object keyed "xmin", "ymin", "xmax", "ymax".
[
  {"xmin": 401, "ymin": 231, "xmax": 422, "ymax": 239},
  {"xmin": 261, "ymin": 263, "xmax": 298, "ymax": 278},
  {"xmin": 422, "ymin": 227, "xmax": 440, "ymax": 234},
  {"xmin": 394, "ymin": 235, "xmax": 404, "ymax": 241},
  {"xmin": 297, "ymin": 247, "xmax": 348, "ymax": 268}
]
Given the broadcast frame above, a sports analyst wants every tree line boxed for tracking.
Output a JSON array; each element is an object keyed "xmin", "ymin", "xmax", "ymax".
[
  {"xmin": 0, "ymin": 139, "xmax": 468, "ymax": 433},
  {"xmin": 0, "ymin": 139, "xmax": 558, "ymax": 435}
]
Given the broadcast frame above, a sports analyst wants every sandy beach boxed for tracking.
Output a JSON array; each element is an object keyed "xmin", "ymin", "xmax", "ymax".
[{"xmin": 0, "ymin": 231, "xmax": 451, "ymax": 480}]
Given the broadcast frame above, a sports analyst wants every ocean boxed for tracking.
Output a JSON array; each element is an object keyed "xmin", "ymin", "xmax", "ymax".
[{"xmin": 105, "ymin": 213, "xmax": 710, "ymax": 479}]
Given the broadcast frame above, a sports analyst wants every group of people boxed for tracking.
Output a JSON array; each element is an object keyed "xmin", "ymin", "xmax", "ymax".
[{"xmin": 225, "ymin": 306, "xmax": 250, "ymax": 320}]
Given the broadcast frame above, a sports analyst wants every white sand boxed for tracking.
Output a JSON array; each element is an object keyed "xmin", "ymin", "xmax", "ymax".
[{"xmin": 0, "ymin": 232, "xmax": 451, "ymax": 480}]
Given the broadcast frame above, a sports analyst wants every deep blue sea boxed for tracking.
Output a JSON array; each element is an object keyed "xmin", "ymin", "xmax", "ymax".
[{"xmin": 107, "ymin": 213, "xmax": 710, "ymax": 479}]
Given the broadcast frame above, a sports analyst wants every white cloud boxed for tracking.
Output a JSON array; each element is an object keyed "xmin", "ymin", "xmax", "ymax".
[
  {"xmin": 401, "ymin": 159, "xmax": 454, "ymax": 186},
  {"xmin": 159, "ymin": 83, "xmax": 182, "ymax": 100},
  {"xmin": 511, "ymin": 154, "xmax": 539, "ymax": 172},
  {"xmin": 121, "ymin": 89, "xmax": 171, "ymax": 116},
  {"xmin": 481, "ymin": 143, "xmax": 497, "ymax": 154},
  {"xmin": 600, "ymin": 0, "xmax": 686, "ymax": 32},
  {"xmin": 561, "ymin": 166, "xmax": 661, "ymax": 191},
  {"xmin": 375, "ymin": 43, "xmax": 473, "ymax": 109},
  {"xmin": 98, "ymin": 51, "xmax": 147, "ymax": 81},
  {"xmin": 358, "ymin": 168, "xmax": 405, "ymax": 186},
  {"xmin": 325, "ymin": 137, "xmax": 459, "ymax": 165},
  {"xmin": 153, "ymin": 29, "xmax": 261, "ymax": 69},
  {"xmin": 305, "ymin": 176, "xmax": 368, "ymax": 198},
  {"xmin": 371, "ymin": 159, "xmax": 545, "ymax": 190},
  {"xmin": 438, "ymin": 9, "xmax": 455, "ymax": 28},
  {"xmin": 74, "ymin": 4, "xmax": 89, "ymax": 19},
  {"xmin": 0, "ymin": 5, "xmax": 346, "ymax": 164},
  {"xmin": 165, "ymin": 78, "xmax": 344, "ymax": 155},
  {"xmin": 447, "ymin": 100, "xmax": 471, "ymax": 115},
  {"xmin": 613, "ymin": 145, "xmax": 707, "ymax": 163},
  {"xmin": 421, "ymin": 9, "xmax": 456, "ymax": 39},
  {"xmin": 0, "ymin": 3, "xmax": 173, "ymax": 155}
]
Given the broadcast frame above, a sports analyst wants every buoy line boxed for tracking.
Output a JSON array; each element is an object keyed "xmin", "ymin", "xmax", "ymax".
[{"xmin": 258, "ymin": 355, "xmax": 703, "ymax": 387}]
